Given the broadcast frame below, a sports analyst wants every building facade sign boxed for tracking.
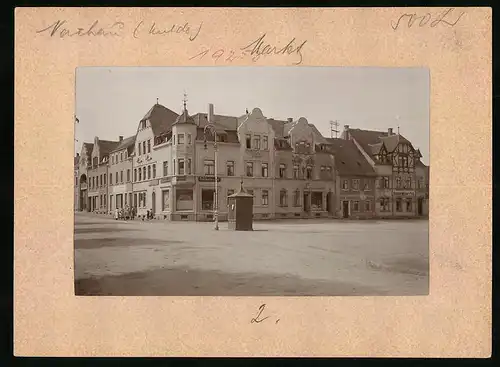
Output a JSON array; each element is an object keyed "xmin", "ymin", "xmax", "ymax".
[
  {"xmin": 198, "ymin": 176, "xmax": 221, "ymax": 182},
  {"xmin": 393, "ymin": 190, "xmax": 415, "ymax": 196},
  {"xmin": 160, "ymin": 177, "xmax": 171, "ymax": 183}
]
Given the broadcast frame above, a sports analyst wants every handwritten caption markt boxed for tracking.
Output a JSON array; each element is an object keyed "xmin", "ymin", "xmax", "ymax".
[{"xmin": 35, "ymin": 19, "xmax": 203, "ymax": 41}]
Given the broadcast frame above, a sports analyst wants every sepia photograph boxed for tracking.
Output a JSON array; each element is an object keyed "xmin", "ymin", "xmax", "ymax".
[{"xmin": 74, "ymin": 66, "xmax": 429, "ymax": 296}]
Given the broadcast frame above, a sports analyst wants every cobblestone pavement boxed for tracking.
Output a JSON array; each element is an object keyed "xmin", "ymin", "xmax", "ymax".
[{"xmin": 74, "ymin": 212, "xmax": 429, "ymax": 296}]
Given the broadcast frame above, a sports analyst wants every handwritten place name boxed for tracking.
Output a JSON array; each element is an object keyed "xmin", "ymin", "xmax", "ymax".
[
  {"xmin": 251, "ymin": 304, "xmax": 280, "ymax": 324},
  {"xmin": 35, "ymin": 19, "xmax": 203, "ymax": 42},
  {"xmin": 133, "ymin": 21, "xmax": 203, "ymax": 41},
  {"xmin": 36, "ymin": 20, "xmax": 125, "ymax": 38},
  {"xmin": 391, "ymin": 8, "xmax": 465, "ymax": 30},
  {"xmin": 241, "ymin": 34, "xmax": 307, "ymax": 65}
]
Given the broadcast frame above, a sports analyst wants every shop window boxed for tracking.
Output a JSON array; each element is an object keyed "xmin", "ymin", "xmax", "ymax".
[
  {"xmin": 353, "ymin": 201, "xmax": 359, "ymax": 212},
  {"xmin": 396, "ymin": 198, "xmax": 402, "ymax": 212},
  {"xmin": 311, "ymin": 192, "xmax": 323, "ymax": 210},
  {"xmin": 162, "ymin": 190, "xmax": 169, "ymax": 211},
  {"xmin": 202, "ymin": 189, "xmax": 215, "ymax": 210}
]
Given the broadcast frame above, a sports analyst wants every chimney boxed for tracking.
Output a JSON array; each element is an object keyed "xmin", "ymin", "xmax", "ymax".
[
  {"xmin": 287, "ymin": 118, "xmax": 293, "ymax": 123},
  {"xmin": 208, "ymin": 103, "xmax": 214, "ymax": 123},
  {"xmin": 119, "ymin": 136, "xmax": 123, "ymax": 142},
  {"xmin": 344, "ymin": 125, "xmax": 350, "ymax": 140},
  {"xmin": 388, "ymin": 128, "xmax": 393, "ymax": 135}
]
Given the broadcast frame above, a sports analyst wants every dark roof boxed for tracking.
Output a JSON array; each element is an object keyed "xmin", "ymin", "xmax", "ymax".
[
  {"xmin": 98, "ymin": 140, "xmax": 120, "ymax": 158},
  {"xmin": 192, "ymin": 113, "xmax": 239, "ymax": 131},
  {"xmin": 348, "ymin": 128, "xmax": 411, "ymax": 155},
  {"xmin": 267, "ymin": 118, "xmax": 287, "ymax": 137},
  {"xmin": 308, "ymin": 123, "xmax": 328, "ymax": 144},
  {"xmin": 325, "ymin": 138, "xmax": 375, "ymax": 176},
  {"xmin": 174, "ymin": 108, "xmax": 195, "ymax": 125},
  {"xmin": 110, "ymin": 135, "xmax": 136, "ymax": 153},
  {"xmin": 141, "ymin": 103, "xmax": 179, "ymax": 136}
]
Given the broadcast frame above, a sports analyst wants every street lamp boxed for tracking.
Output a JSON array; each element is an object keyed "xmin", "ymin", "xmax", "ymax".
[{"xmin": 203, "ymin": 123, "xmax": 219, "ymax": 231}]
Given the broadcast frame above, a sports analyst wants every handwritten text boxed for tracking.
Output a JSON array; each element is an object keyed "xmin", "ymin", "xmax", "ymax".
[
  {"xmin": 36, "ymin": 20, "xmax": 125, "ymax": 38},
  {"xmin": 240, "ymin": 34, "xmax": 307, "ymax": 65},
  {"xmin": 391, "ymin": 8, "xmax": 465, "ymax": 30}
]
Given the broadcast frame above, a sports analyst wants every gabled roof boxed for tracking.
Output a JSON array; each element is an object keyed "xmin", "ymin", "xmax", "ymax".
[
  {"xmin": 379, "ymin": 134, "xmax": 410, "ymax": 152},
  {"xmin": 348, "ymin": 128, "xmax": 412, "ymax": 155},
  {"xmin": 369, "ymin": 142, "xmax": 384, "ymax": 155},
  {"xmin": 82, "ymin": 143, "xmax": 94, "ymax": 159},
  {"xmin": 141, "ymin": 103, "xmax": 179, "ymax": 136},
  {"xmin": 110, "ymin": 135, "xmax": 136, "ymax": 154},
  {"xmin": 325, "ymin": 138, "xmax": 375, "ymax": 176},
  {"xmin": 308, "ymin": 123, "xmax": 328, "ymax": 144}
]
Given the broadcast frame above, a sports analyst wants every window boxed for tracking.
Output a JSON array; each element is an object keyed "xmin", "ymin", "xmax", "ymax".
[
  {"xmin": 279, "ymin": 164, "xmax": 286, "ymax": 178},
  {"xmin": 406, "ymin": 199, "xmax": 412, "ymax": 212},
  {"xmin": 143, "ymin": 167, "xmax": 146, "ymax": 180},
  {"xmin": 142, "ymin": 141, "xmax": 146, "ymax": 155},
  {"xmin": 178, "ymin": 159, "xmax": 185, "ymax": 175},
  {"xmin": 293, "ymin": 165, "xmax": 299, "ymax": 179},
  {"xmin": 124, "ymin": 151, "xmax": 127, "ymax": 159},
  {"xmin": 138, "ymin": 167, "xmax": 142, "ymax": 181},
  {"xmin": 262, "ymin": 190, "xmax": 269, "ymax": 206},
  {"xmin": 246, "ymin": 162, "xmax": 254, "ymax": 177},
  {"xmin": 406, "ymin": 177, "xmax": 411, "ymax": 189},
  {"xmin": 120, "ymin": 152, "xmax": 123, "ymax": 162},
  {"xmin": 365, "ymin": 200, "xmax": 371, "ymax": 211},
  {"xmin": 120, "ymin": 170, "xmax": 123, "ymax": 183},
  {"xmin": 352, "ymin": 179, "xmax": 360, "ymax": 190},
  {"xmin": 396, "ymin": 198, "xmax": 402, "ymax": 212},
  {"xmin": 115, "ymin": 172, "xmax": 118, "ymax": 184},
  {"xmin": 262, "ymin": 136, "xmax": 268, "ymax": 150},
  {"xmin": 104, "ymin": 174, "xmax": 106, "ymax": 185},
  {"xmin": 306, "ymin": 166, "xmax": 313, "ymax": 180},
  {"xmin": 245, "ymin": 134, "xmax": 251, "ymax": 149},
  {"xmin": 261, "ymin": 163, "xmax": 268, "ymax": 178},
  {"xmin": 402, "ymin": 156, "xmax": 408, "ymax": 167},
  {"xmin": 253, "ymin": 135, "xmax": 260, "ymax": 149},
  {"xmin": 227, "ymin": 189, "xmax": 235, "ymax": 205},
  {"xmin": 134, "ymin": 169, "xmax": 137, "ymax": 182},
  {"xmin": 162, "ymin": 190, "xmax": 170, "ymax": 210},
  {"xmin": 138, "ymin": 143, "xmax": 141, "ymax": 155},
  {"xmin": 380, "ymin": 198, "xmax": 390, "ymax": 211},
  {"xmin": 204, "ymin": 160, "xmax": 215, "ymax": 175},
  {"xmin": 202, "ymin": 189, "xmax": 215, "ymax": 210},
  {"xmin": 279, "ymin": 189, "xmax": 288, "ymax": 207},
  {"xmin": 173, "ymin": 159, "xmax": 175, "ymax": 175},
  {"xmin": 127, "ymin": 169, "xmax": 130, "ymax": 182},
  {"xmin": 99, "ymin": 175, "xmax": 102, "ymax": 187},
  {"xmin": 311, "ymin": 192, "xmax": 323, "ymax": 210},
  {"xmin": 364, "ymin": 182, "xmax": 370, "ymax": 191},
  {"xmin": 293, "ymin": 190, "xmax": 300, "ymax": 206},
  {"xmin": 178, "ymin": 134, "xmax": 184, "ymax": 144},
  {"xmin": 187, "ymin": 134, "xmax": 192, "ymax": 144},
  {"xmin": 163, "ymin": 161, "xmax": 168, "ymax": 176},
  {"xmin": 147, "ymin": 139, "xmax": 151, "ymax": 153},
  {"xmin": 187, "ymin": 159, "xmax": 191, "ymax": 175},
  {"xmin": 173, "ymin": 135, "xmax": 175, "ymax": 145},
  {"xmin": 353, "ymin": 201, "xmax": 359, "ymax": 212},
  {"xmin": 396, "ymin": 177, "xmax": 402, "ymax": 188},
  {"xmin": 152, "ymin": 165, "xmax": 156, "ymax": 178},
  {"xmin": 147, "ymin": 165, "xmax": 151, "ymax": 179},
  {"xmin": 342, "ymin": 179, "xmax": 349, "ymax": 190},
  {"xmin": 226, "ymin": 161, "xmax": 235, "ymax": 176},
  {"xmin": 384, "ymin": 177, "xmax": 390, "ymax": 188},
  {"xmin": 110, "ymin": 173, "xmax": 113, "ymax": 185}
]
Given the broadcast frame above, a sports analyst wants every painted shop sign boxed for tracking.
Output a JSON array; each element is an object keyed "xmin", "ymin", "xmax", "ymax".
[
  {"xmin": 160, "ymin": 177, "xmax": 171, "ymax": 183},
  {"xmin": 198, "ymin": 176, "xmax": 221, "ymax": 182},
  {"xmin": 176, "ymin": 175, "xmax": 187, "ymax": 181}
]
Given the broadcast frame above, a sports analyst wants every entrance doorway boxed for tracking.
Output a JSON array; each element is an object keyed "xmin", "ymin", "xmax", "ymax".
[
  {"xmin": 342, "ymin": 201, "xmax": 349, "ymax": 218},
  {"xmin": 303, "ymin": 192, "xmax": 310, "ymax": 212},
  {"xmin": 326, "ymin": 192, "xmax": 332, "ymax": 213},
  {"xmin": 152, "ymin": 191, "xmax": 156, "ymax": 214},
  {"xmin": 417, "ymin": 197, "xmax": 423, "ymax": 216}
]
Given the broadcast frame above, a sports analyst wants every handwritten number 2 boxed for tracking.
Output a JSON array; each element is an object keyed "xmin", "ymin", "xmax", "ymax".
[{"xmin": 251, "ymin": 304, "xmax": 270, "ymax": 324}]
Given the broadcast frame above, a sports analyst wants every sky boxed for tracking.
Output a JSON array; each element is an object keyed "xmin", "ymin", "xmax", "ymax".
[{"xmin": 76, "ymin": 67, "xmax": 429, "ymax": 164}]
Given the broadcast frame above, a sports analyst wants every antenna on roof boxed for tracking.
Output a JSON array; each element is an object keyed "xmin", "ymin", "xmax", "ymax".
[
  {"xmin": 395, "ymin": 115, "xmax": 400, "ymax": 136},
  {"xmin": 330, "ymin": 120, "xmax": 339, "ymax": 138}
]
